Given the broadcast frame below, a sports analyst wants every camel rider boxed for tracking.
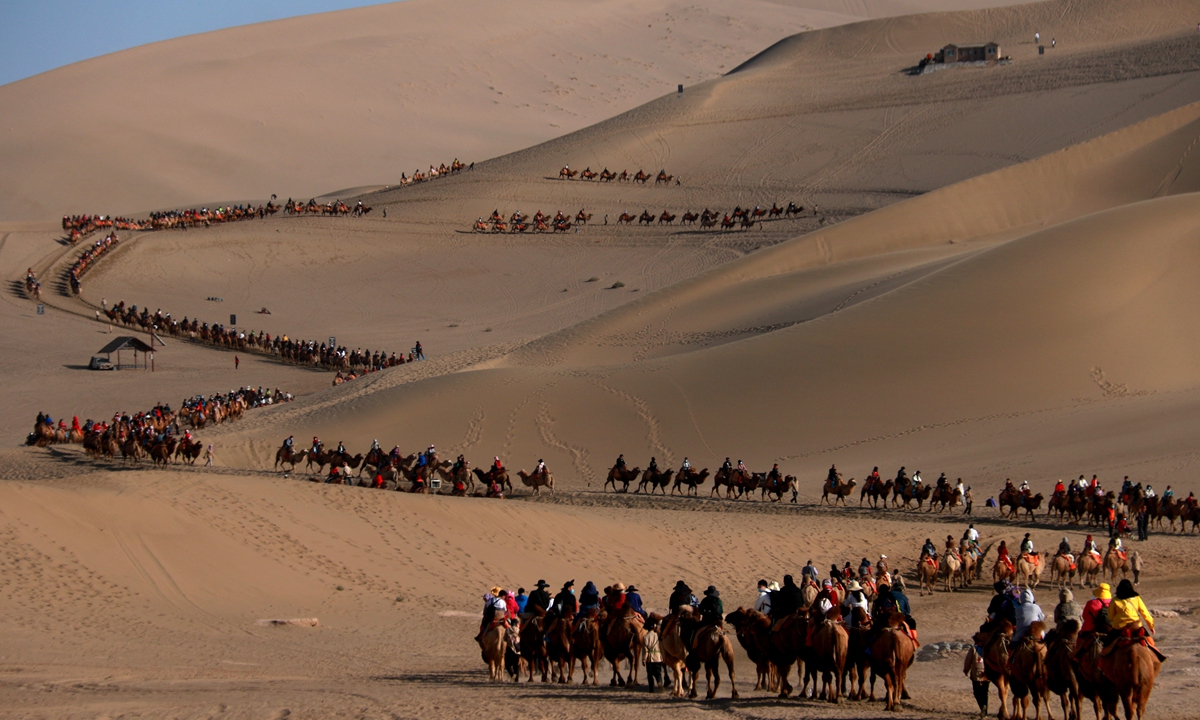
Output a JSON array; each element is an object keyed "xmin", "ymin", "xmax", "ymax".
[
  {"xmin": 615, "ymin": 454, "xmax": 626, "ymax": 471},
  {"xmin": 964, "ymin": 523, "xmax": 980, "ymax": 549},
  {"xmin": 668, "ymin": 580, "xmax": 696, "ymax": 613},
  {"xmin": 722, "ymin": 458, "xmax": 733, "ymax": 473},
  {"xmin": 936, "ymin": 472, "xmax": 948, "ymax": 488},
  {"xmin": 452, "ymin": 454, "xmax": 465, "ymax": 473},
  {"xmin": 647, "ymin": 457, "xmax": 658, "ymax": 474},
  {"xmin": 858, "ymin": 557, "xmax": 873, "ymax": 577},
  {"xmin": 416, "ymin": 451, "xmax": 427, "ymax": 469},
  {"xmin": 827, "ymin": 465, "xmax": 840, "ymax": 484},
  {"xmin": 737, "ymin": 459, "xmax": 748, "ymax": 475},
  {"xmin": 370, "ymin": 438, "xmax": 380, "ymax": 452},
  {"xmin": 895, "ymin": 466, "xmax": 908, "ymax": 489},
  {"xmin": 284, "ymin": 435, "xmax": 294, "ymax": 451},
  {"xmin": 1105, "ymin": 580, "xmax": 1163, "ymax": 657},
  {"xmin": 1121, "ymin": 477, "xmax": 1133, "ymax": 496},
  {"xmin": 1109, "ymin": 535, "xmax": 1124, "ymax": 554},
  {"xmin": 1056, "ymin": 537, "xmax": 1073, "ymax": 565},
  {"xmin": 1020, "ymin": 533, "xmax": 1034, "ymax": 556},
  {"xmin": 1011, "ymin": 588, "xmax": 1045, "ymax": 644},
  {"xmin": 575, "ymin": 581, "xmax": 600, "ymax": 622},
  {"xmin": 696, "ymin": 586, "xmax": 723, "ymax": 631},
  {"xmin": 681, "ymin": 457, "xmax": 691, "ymax": 474},
  {"xmin": 183, "ymin": 430, "xmax": 193, "ymax": 444},
  {"xmin": 770, "ymin": 575, "xmax": 803, "ymax": 620},
  {"xmin": 476, "ymin": 585, "xmax": 506, "ymax": 641},
  {"xmin": 527, "ymin": 580, "xmax": 552, "ymax": 614},
  {"xmin": 921, "ymin": 538, "xmax": 937, "ymax": 562},
  {"xmin": 753, "ymin": 579, "xmax": 772, "ymax": 614},
  {"xmin": 867, "ymin": 466, "xmax": 881, "ymax": 490},
  {"xmin": 996, "ymin": 541, "xmax": 1013, "ymax": 573},
  {"xmin": 801, "ymin": 559, "xmax": 819, "ymax": 583},
  {"xmin": 1054, "ymin": 479, "xmax": 1066, "ymax": 497},
  {"xmin": 1144, "ymin": 485, "xmax": 1156, "ymax": 499},
  {"xmin": 944, "ymin": 535, "xmax": 958, "ymax": 559},
  {"xmin": 624, "ymin": 585, "xmax": 646, "ymax": 620},
  {"xmin": 768, "ymin": 464, "xmax": 781, "ymax": 481},
  {"xmin": 493, "ymin": 456, "xmax": 504, "ymax": 472},
  {"xmin": 536, "ymin": 459, "xmax": 546, "ymax": 477},
  {"xmin": 978, "ymin": 581, "xmax": 1018, "ymax": 636},
  {"xmin": 335, "ymin": 440, "xmax": 346, "ymax": 455},
  {"xmin": 912, "ymin": 470, "xmax": 923, "ymax": 486},
  {"xmin": 842, "ymin": 581, "xmax": 870, "ymax": 628},
  {"xmin": 1163, "ymin": 486, "xmax": 1174, "ymax": 501},
  {"xmin": 1082, "ymin": 534, "xmax": 1098, "ymax": 556},
  {"xmin": 311, "ymin": 437, "xmax": 321, "ymax": 454},
  {"xmin": 1019, "ymin": 479, "xmax": 1030, "ymax": 493},
  {"xmin": 551, "ymin": 580, "xmax": 577, "ymax": 621}
]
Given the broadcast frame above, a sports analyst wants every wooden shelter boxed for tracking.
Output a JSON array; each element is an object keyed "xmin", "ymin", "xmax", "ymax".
[
  {"xmin": 97, "ymin": 336, "xmax": 156, "ymax": 370},
  {"xmin": 939, "ymin": 42, "xmax": 1001, "ymax": 63}
]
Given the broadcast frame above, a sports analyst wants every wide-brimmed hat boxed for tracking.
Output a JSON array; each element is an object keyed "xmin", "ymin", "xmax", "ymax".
[
  {"xmin": 626, "ymin": 585, "xmax": 638, "ymax": 593},
  {"xmin": 612, "ymin": 582, "xmax": 627, "ymax": 592},
  {"xmin": 535, "ymin": 579, "xmax": 550, "ymax": 588},
  {"xmin": 674, "ymin": 580, "xmax": 688, "ymax": 590},
  {"xmin": 563, "ymin": 579, "xmax": 575, "ymax": 588},
  {"xmin": 490, "ymin": 586, "xmax": 502, "ymax": 596},
  {"xmin": 846, "ymin": 581, "xmax": 862, "ymax": 592},
  {"xmin": 704, "ymin": 585, "xmax": 719, "ymax": 597},
  {"xmin": 1093, "ymin": 583, "xmax": 1111, "ymax": 600}
]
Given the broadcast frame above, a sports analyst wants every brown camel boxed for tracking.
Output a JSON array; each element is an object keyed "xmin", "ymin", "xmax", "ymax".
[
  {"xmin": 686, "ymin": 624, "xmax": 738, "ymax": 699},
  {"xmin": 1099, "ymin": 635, "xmax": 1162, "ymax": 720},
  {"xmin": 1017, "ymin": 554, "xmax": 1043, "ymax": 589},
  {"xmin": 979, "ymin": 619, "xmax": 1014, "ymax": 719},
  {"xmin": 519, "ymin": 611, "xmax": 550, "ymax": 682},
  {"xmin": 811, "ymin": 617, "xmax": 849, "ymax": 702},
  {"xmin": 1045, "ymin": 619, "xmax": 1082, "ymax": 720},
  {"xmin": 860, "ymin": 478, "xmax": 893, "ymax": 508},
  {"xmin": 1078, "ymin": 552, "xmax": 1102, "ymax": 587},
  {"xmin": 275, "ymin": 446, "xmax": 305, "ymax": 471},
  {"xmin": 546, "ymin": 614, "xmax": 572, "ymax": 683},
  {"xmin": 516, "ymin": 469, "xmax": 555, "ymax": 495},
  {"xmin": 604, "ymin": 465, "xmax": 641, "ymax": 492},
  {"xmin": 1104, "ymin": 548, "xmax": 1130, "ymax": 582},
  {"xmin": 1049, "ymin": 554, "xmax": 1075, "ymax": 589},
  {"xmin": 821, "ymin": 477, "xmax": 857, "ymax": 506},
  {"xmin": 870, "ymin": 612, "xmax": 916, "ymax": 711},
  {"xmin": 672, "ymin": 468, "xmax": 709, "ymax": 496},
  {"xmin": 724, "ymin": 608, "xmax": 774, "ymax": 692},
  {"xmin": 657, "ymin": 610, "xmax": 692, "ymax": 697},
  {"xmin": 941, "ymin": 551, "xmax": 964, "ymax": 593},
  {"xmin": 1007, "ymin": 621, "xmax": 1051, "ymax": 720},
  {"xmin": 636, "ymin": 467, "xmax": 674, "ymax": 494},
  {"xmin": 918, "ymin": 557, "xmax": 940, "ymax": 596},
  {"xmin": 601, "ymin": 607, "xmax": 644, "ymax": 686},
  {"xmin": 571, "ymin": 610, "xmax": 602, "ymax": 685},
  {"xmin": 844, "ymin": 609, "xmax": 872, "ymax": 701},
  {"xmin": 480, "ymin": 622, "xmax": 508, "ymax": 681}
]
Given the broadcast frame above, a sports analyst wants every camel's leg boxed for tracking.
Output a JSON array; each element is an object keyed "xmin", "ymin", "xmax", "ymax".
[{"xmin": 706, "ymin": 661, "xmax": 718, "ymax": 700}]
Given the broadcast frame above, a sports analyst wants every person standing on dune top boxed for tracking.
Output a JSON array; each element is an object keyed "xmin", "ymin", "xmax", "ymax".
[{"xmin": 414, "ymin": 341, "xmax": 425, "ymax": 360}]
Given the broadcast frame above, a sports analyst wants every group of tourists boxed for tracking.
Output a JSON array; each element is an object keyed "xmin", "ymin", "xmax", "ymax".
[
  {"xmin": 61, "ymin": 214, "xmax": 150, "ymax": 243},
  {"xmin": 399, "ymin": 158, "xmax": 469, "ymax": 186},
  {"xmin": 968, "ymin": 576, "xmax": 1164, "ymax": 717},
  {"xmin": 101, "ymin": 299, "xmax": 425, "ymax": 373},
  {"xmin": 68, "ymin": 231, "xmax": 120, "ymax": 294}
]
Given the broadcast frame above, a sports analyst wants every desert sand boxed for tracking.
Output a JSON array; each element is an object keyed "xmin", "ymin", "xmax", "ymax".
[{"xmin": 3, "ymin": 0, "xmax": 1200, "ymax": 716}]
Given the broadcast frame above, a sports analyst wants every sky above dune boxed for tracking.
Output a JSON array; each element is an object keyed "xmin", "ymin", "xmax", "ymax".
[{"xmin": 0, "ymin": 0, "xmax": 395, "ymax": 87}]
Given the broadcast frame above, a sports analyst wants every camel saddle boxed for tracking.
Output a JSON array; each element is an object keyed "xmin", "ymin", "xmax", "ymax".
[
  {"xmin": 1021, "ymin": 552, "xmax": 1039, "ymax": 564},
  {"xmin": 1113, "ymin": 549, "xmax": 1128, "ymax": 562},
  {"xmin": 1101, "ymin": 628, "xmax": 1166, "ymax": 661}
]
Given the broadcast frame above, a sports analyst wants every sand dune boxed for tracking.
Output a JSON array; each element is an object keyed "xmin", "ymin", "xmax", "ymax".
[{"xmin": 0, "ymin": 0, "xmax": 1033, "ymax": 222}]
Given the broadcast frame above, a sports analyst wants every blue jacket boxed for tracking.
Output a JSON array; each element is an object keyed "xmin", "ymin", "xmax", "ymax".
[{"xmin": 625, "ymin": 592, "xmax": 645, "ymax": 616}]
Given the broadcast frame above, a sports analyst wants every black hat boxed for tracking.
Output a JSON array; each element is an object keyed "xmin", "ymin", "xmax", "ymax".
[
  {"xmin": 704, "ymin": 585, "xmax": 719, "ymax": 597},
  {"xmin": 674, "ymin": 580, "xmax": 688, "ymax": 590},
  {"xmin": 626, "ymin": 585, "xmax": 638, "ymax": 593},
  {"xmin": 563, "ymin": 579, "xmax": 575, "ymax": 588},
  {"xmin": 535, "ymin": 579, "xmax": 550, "ymax": 588}
]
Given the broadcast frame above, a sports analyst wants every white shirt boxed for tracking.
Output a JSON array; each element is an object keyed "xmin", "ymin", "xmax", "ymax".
[
  {"xmin": 753, "ymin": 590, "xmax": 772, "ymax": 615},
  {"xmin": 966, "ymin": 527, "xmax": 979, "ymax": 542},
  {"xmin": 912, "ymin": 472, "xmax": 923, "ymax": 484}
]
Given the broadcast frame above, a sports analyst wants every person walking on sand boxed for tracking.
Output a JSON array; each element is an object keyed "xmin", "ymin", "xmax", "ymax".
[
  {"xmin": 414, "ymin": 341, "xmax": 425, "ymax": 361},
  {"xmin": 234, "ymin": 355, "xmax": 240, "ymax": 370},
  {"xmin": 204, "ymin": 444, "xmax": 214, "ymax": 467}
]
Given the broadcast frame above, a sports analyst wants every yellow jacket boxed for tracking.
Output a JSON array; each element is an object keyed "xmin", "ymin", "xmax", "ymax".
[{"xmin": 1108, "ymin": 596, "xmax": 1154, "ymax": 633}]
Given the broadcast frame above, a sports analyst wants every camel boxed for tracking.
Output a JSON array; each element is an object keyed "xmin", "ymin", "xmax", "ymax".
[
  {"xmin": 657, "ymin": 610, "xmax": 692, "ymax": 697},
  {"xmin": 120, "ymin": 438, "xmax": 142, "ymax": 464},
  {"xmin": 671, "ymin": 468, "xmax": 709, "ymax": 496},
  {"xmin": 686, "ymin": 624, "xmax": 738, "ymax": 700},
  {"xmin": 275, "ymin": 446, "xmax": 305, "ymax": 471},
  {"xmin": 980, "ymin": 619, "xmax": 1015, "ymax": 719},
  {"xmin": 724, "ymin": 608, "xmax": 773, "ymax": 692},
  {"xmin": 571, "ymin": 610, "xmax": 602, "ymax": 685},
  {"xmin": 604, "ymin": 465, "xmax": 641, "ymax": 492},
  {"xmin": 1104, "ymin": 547, "xmax": 1130, "ymax": 582},
  {"xmin": 843, "ymin": 609, "xmax": 872, "ymax": 701},
  {"xmin": 1050, "ymin": 554, "xmax": 1075, "ymax": 588},
  {"xmin": 761, "ymin": 473, "xmax": 795, "ymax": 502},
  {"xmin": 1007, "ymin": 621, "xmax": 1051, "ymax": 720},
  {"xmin": 148, "ymin": 442, "xmax": 172, "ymax": 467},
  {"xmin": 472, "ymin": 466, "xmax": 513, "ymax": 495},
  {"xmin": 601, "ymin": 608, "xmax": 644, "ymax": 687},
  {"xmin": 636, "ymin": 467, "xmax": 674, "ymax": 495},
  {"xmin": 810, "ymin": 618, "xmax": 849, "ymax": 702},
  {"xmin": 519, "ymin": 611, "xmax": 550, "ymax": 682},
  {"xmin": 1099, "ymin": 633, "xmax": 1162, "ymax": 720},
  {"xmin": 821, "ymin": 477, "xmax": 857, "ymax": 506},
  {"xmin": 546, "ymin": 614, "xmax": 572, "ymax": 683},
  {"xmin": 727, "ymin": 607, "xmax": 806, "ymax": 699},
  {"xmin": 941, "ymin": 551, "xmax": 964, "ymax": 592},
  {"xmin": 1131, "ymin": 550, "xmax": 1143, "ymax": 584},
  {"xmin": 1078, "ymin": 551, "xmax": 1103, "ymax": 587},
  {"xmin": 893, "ymin": 482, "xmax": 934, "ymax": 509},
  {"xmin": 175, "ymin": 440, "xmax": 202, "ymax": 465},
  {"xmin": 917, "ymin": 556, "xmax": 940, "ymax": 595},
  {"xmin": 1045, "ymin": 619, "xmax": 1082, "ymax": 720},
  {"xmin": 1017, "ymin": 553, "xmax": 1043, "ymax": 588},
  {"xmin": 870, "ymin": 612, "xmax": 916, "ymax": 711},
  {"xmin": 480, "ymin": 621, "xmax": 508, "ymax": 681},
  {"xmin": 1074, "ymin": 630, "xmax": 1111, "ymax": 720},
  {"xmin": 516, "ymin": 469, "xmax": 554, "ymax": 495},
  {"xmin": 711, "ymin": 467, "xmax": 743, "ymax": 499},
  {"xmin": 860, "ymin": 478, "xmax": 893, "ymax": 509}
]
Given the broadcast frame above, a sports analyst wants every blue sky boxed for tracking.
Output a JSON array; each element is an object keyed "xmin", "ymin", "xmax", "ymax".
[{"xmin": 0, "ymin": 0, "xmax": 396, "ymax": 87}]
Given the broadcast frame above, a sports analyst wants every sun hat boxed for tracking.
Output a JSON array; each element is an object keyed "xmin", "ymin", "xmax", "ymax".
[
  {"xmin": 704, "ymin": 585, "xmax": 719, "ymax": 597},
  {"xmin": 490, "ymin": 586, "xmax": 502, "ymax": 596},
  {"xmin": 612, "ymin": 582, "xmax": 627, "ymax": 592},
  {"xmin": 1093, "ymin": 583, "xmax": 1111, "ymax": 600},
  {"xmin": 535, "ymin": 579, "xmax": 550, "ymax": 588},
  {"xmin": 846, "ymin": 581, "xmax": 862, "ymax": 592}
]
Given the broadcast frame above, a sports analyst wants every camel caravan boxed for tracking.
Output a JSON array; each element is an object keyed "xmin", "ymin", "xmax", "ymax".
[
  {"xmin": 998, "ymin": 475, "xmax": 1199, "ymax": 533},
  {"xmin": 473, "ymin": 203, "xmax": 815, "ymax": 233},
  {"xmin": 100, "ymin": 300, "xmax": 419, "ymax": 373},
  {"xmin": 476, "ymin": 561, "xmax": 920, "ymax": 709},
  {"xmin": 968, "ymin": 577, "xmax": 1165, "ymax": 720},
  {"xmin": 25, "ymin": 386, "xmax": 287, "ymax": 465},
  {"xmin": 274, "ymin": 439, "xmax": 553, "ymax": 498},
  {"xmin": 398, "ymin": 158, "xmax": 469, "ymax": 186},
  {"xmin": 556, "ymin": 166, "xmax": 678, "ymax": 185}
]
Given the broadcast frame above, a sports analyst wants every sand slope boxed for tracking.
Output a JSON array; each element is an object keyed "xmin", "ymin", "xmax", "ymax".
[{"xmin": 0, "ymin": 0, "xmax": 1035, "ymax": 222}]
